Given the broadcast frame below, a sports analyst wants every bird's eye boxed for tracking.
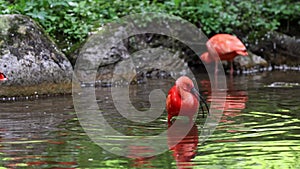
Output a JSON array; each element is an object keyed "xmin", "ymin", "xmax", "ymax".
[
  {"xmin": 187, "ymin": 83, "xmax": 191, "ymax": 89},
  {"xmin": 182, "ymin": 84, "xmax": 189, "ymax": 91},
  {"xmin": 187, "ymin": 84, "xmax": 194, "ymax": 91}
]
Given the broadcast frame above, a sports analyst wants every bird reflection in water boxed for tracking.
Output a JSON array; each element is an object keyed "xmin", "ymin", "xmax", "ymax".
[
  {"xmin": 200, "ymin": 79, "xmax": 248, "ymax": 132},
  {"xmin": 126, "ymin": 120, "xmax": 199, "ymax": 169},
  {"xmin": 127, "ymin": 145, "xmax": 155, "ymax": 168},
  {"xmin": 168, "ymin": 119, "xmax": 198, "ymax": 169}
]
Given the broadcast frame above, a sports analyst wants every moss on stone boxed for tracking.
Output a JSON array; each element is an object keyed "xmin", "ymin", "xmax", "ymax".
[{"xmin": 0, "ymin": 82, "xmax": 72, "ymax": 97}]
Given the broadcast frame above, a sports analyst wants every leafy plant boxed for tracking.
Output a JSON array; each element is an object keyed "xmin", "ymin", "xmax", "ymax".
[{"xmin": 0, "ymin": 0, "xmax": 299, "ymax": 55}]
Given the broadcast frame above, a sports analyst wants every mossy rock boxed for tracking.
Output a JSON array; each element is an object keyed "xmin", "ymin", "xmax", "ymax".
[{"xmin": 0, "ymin": 14, "xmax": 73, "ymax": 96}]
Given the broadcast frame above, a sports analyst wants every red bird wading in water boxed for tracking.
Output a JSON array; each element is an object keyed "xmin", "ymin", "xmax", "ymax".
[
  {"xmin": 0, "ymin": 72, "xmax": 7, "ymax": 81},
  {"xmin": 200, "ymin": 34, "xmax": 248, "ymax": 75},
  {"xmin": 166, "ymin": 76, "xmax": 209, "ymax": 124}
]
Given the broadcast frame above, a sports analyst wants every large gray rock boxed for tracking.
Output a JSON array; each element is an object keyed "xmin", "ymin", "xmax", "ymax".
[
  {"xmin": 249, "ymin": 31, "xmax": 300, "ymax": 65},
  {"xmin": 75, "ymin": 36, "xmax": 193, "ymax": 87},
  {"xmin": 234, "ymin": 51, "xmax": 268, "ymax": 69},
  {"xmin": 75, "ymin": 25, "xmax": 200, "ymax": 87},
  {"xmin": 0, "ymin": 14, "xmax": 73, "ymax": 87}
]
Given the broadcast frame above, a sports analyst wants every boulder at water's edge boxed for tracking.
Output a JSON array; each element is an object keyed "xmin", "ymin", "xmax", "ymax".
[{"xmin": 0, "ymin": 14, "xmax": 73, "ymax": 96}]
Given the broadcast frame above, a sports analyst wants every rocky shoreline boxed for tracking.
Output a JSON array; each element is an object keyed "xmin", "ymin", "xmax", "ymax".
[{"xmin": 0, "ymin": 14, "xmax": 299, "ymax": 97}]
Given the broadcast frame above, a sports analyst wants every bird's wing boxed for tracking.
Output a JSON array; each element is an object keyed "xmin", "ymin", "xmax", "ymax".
[
  {"xmin": 166, "ymin": 86, "xmax": 181, "ymax": 116},
  {"xmin": 209, "ymin": 34, "xmax": 247, "ymax": 55}
]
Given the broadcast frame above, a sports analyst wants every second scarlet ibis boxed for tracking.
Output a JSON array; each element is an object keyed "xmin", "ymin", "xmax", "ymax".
[
  {"xmin": 0, "ymin": 72, "xmax": 7, "ymax": 81},
  {"xmin": 200, "ymin": 34, "xmax": 248, "ymax": 75},
  {"xmin": 166, "ymin": 76, "xmax": 209, "ymax": 124}
]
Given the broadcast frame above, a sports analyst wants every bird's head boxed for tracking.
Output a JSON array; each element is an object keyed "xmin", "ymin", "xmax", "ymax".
[
  {"xmin": 237, "ymin": 49, "xmax": 248, "ymax": 56},
  {"xmin": 200, "ymin": 52, "xmax": 214, "ymax": 63},
  {"xmin": 175, "ymin": 76, "xmax": 195, "ymax": 93},
  {"xmin": 176, "ymin": 76, "xmax": 210, "ymax": 116}
]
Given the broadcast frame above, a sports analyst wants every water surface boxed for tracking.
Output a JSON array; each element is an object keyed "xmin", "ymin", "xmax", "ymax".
[{"xmin": 0, "ymin": 70, "xmax": 299, "ymax": 169}]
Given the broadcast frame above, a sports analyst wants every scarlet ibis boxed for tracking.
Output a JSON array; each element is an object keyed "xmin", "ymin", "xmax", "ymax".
[
  {"xmin": 0, "ymin": 72, "xmax": 7, "ymax": 81},
  {"xmin": 166, "ymin": 76, "xmax": 209, "ymax": 124},
  {"xmin": 200, "ymin": 34, "xmax": 248, "ymax": 75}
]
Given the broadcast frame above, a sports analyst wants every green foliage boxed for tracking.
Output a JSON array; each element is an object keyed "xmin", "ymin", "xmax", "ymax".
[
  {"xmin": 164, "ymin": 0, "xmax": 299, "ymax": 41},
  {"xmin": 0, "ymin": 0, "xmax": 299, "ymax": 54},
  {"xmin": 0, "ymin": 0, "xmax": 166, "ymax": 54}
]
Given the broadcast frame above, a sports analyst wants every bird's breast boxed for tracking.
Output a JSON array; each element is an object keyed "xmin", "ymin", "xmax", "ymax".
[{"xmin": 166, "ymin": 86, "xmax": 199, "ymax": 117}]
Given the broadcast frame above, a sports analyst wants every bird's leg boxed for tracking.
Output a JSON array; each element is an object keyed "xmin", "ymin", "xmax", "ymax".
[
  {"xmin": 230, "ymin": 61, "xmax": 234, "ymax": 75},
  {"xmin": 168, "ymin": 120, "xmax": 172, "ymax": 127},
  {"xmin": 168, "ymin": 114, "xmax": 172, "ymax": 124},
  {"xmin": 214, "ymin": 61, "xmax": 219, "ymax": 87},
  {"xmin": 168, "ymin": 115, "xmax": 178, "ymax": 126},
  {"xmin": 214, "ymin": 61, "xmax": 218, "ymax": 76}
]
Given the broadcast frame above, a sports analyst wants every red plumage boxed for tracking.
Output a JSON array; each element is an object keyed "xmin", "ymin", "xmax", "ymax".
[
  {"xmin": 166, "ymin": 76, "xmax": 199, "ymax": 123},
  {"xmin": 200, "ymin": 34, "xmax": 248, "ymax": 74},
  {"xmin": 0, "ymin": 72, "xmax": 7, "ymax": 81}
]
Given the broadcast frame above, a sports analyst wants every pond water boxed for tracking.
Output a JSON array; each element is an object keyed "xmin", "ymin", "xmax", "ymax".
[{"xmin": 0, "ymin": 70, "xmax": 299, "ymax": 169}]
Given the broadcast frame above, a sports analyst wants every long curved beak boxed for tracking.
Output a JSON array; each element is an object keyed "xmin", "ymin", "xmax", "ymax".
[{"xmin": 191, "ymin": 87, "xmax": 210, "ymax": 117}]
